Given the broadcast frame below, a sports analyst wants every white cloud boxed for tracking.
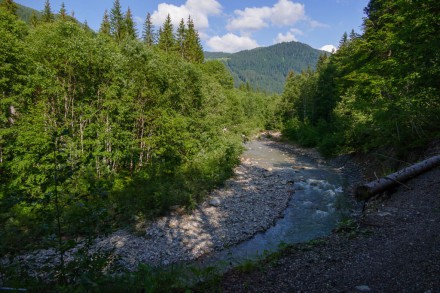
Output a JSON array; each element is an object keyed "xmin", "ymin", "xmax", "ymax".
[
  {"xmin": 227, "ymin": 0, "xmax": 306, "ymax": 32},
  {"xmin": 151, "ymin": 0, "xmax": 221, "ymax": 30},
  {"xmin": 274, "ymin": 28, "xmax": 303, "ymax": 43},
  {"xmin": 320, "ymin": 44, "xmax": 337, "ymax": 52},
  {"xmin": 271, "ymin": 0, "xmax": 306, "ymax": 26},
  {"xmin": 275, "ymin": 31, "xmax": 297, "ymax": 43},
  {"xmin": 227, "ymin": 7, "xmax": 271, "ymax": 31},
  {"xmin": 206, "ymin": 33, "xmax": 259, "ymax": 53}
]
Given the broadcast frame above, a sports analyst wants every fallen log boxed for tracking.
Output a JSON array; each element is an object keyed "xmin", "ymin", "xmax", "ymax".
[{"xmin": 355, "ymin": 155, "xmax": 440, "ymax": 200}]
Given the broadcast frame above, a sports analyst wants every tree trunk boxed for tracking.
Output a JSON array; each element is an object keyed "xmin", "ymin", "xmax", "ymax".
[{"xmin": 355, "ymin": 155, "xmax": 440, "ymax": 200}]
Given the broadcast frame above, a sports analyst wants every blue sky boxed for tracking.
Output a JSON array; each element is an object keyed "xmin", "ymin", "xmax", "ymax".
[{"xmin": 16, "ymin": 0, "xmax": 369, "ymax": 53}]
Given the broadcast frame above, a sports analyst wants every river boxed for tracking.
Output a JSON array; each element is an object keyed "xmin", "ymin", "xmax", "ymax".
[{"xmin": 195, "ymin": 138, "xmax": 345, "ymax": 270}]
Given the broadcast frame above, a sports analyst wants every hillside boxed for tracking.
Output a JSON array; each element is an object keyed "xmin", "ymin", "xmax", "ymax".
[
  {"xmin": 0, "ymin": 0, "xmax": 42, "ymax": 23},
  {"xmin": 205, "ymin": 42, "xmax": 325, "ymax": 93}
]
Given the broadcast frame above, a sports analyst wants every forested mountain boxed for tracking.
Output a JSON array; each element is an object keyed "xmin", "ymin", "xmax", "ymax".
[
  {"xmin": 280, "ymin": 0, "xmax": 439, "ymax": 157},
  {"xmin": 205, "ymin": 42, "xmax": 324, "ymax": 93},
  {"xmin": 204, "ymin": 51, "xmax": 232, "ymax": 60},
  {"xmin": 0, "ymin": 0, "xmax": 41, "ymax": 23}
]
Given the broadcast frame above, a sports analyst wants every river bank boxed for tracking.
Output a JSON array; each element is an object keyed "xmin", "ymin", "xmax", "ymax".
[
  {"xmin": 4, "ymin": 134, "xmax": 351, "ymax": 279},
  {"xmin": 217, "ymin": 146, "xmax": 440, "ymax": 292}
]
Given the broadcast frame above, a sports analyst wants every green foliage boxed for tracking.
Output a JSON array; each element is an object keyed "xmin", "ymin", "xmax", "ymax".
[
  {"xmin": 42, "ymin": 0, "xmax": 54, "ymax": 23},
  {"xmin": 142, "ymin": 12, "xmax": 155, "ymax": 46},
  {"xmin": 0, "ymin": 4, "xmax": 281, "ymax": 262},
  {"xmin": 158, "ymin": 14, "xmax": 175, "ymax": 53},
  {"xmin": 0, "ymin": 0, "xmax": 42, "ymax": 24},
  {"xmin": 99, "ymin": 9, "xmax": 110, "ymax": 36},
  {"xmin": 184, "ymin": 16, "xmax": 204, "ymax": 63},
  {"xmin": 109, "ymin": 0, "xmax": 124, "ymax": 43},
  {"xmin": 124, "ymin": 7, "xmax": 137, "ymax": 39},
  {"xmin": 205, "ymin": 41, "xmax": 324, "ymax": 93},
  {"xmin": 0, "ymin": 0, "xmax": 17, "ymax": 15},
  {"xmin": 281, "ymin": 0, "xmax": 440, "ymax": 157}
]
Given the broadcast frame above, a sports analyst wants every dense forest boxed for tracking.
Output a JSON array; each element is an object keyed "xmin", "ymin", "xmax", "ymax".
[
  {"xmin": 281, "ymin": 0, "xmax": 439, "ymax": 157},
  {"xmin": 1, "ymin": 0, "xmax": 439, "ymax": 289},
  {"xmin": 0, "ymin": 0, "xmax": 281, "ymax": 257},
  {"xmin": 205, "ymin": 41, "xmax": 323, "ymax": 93}
]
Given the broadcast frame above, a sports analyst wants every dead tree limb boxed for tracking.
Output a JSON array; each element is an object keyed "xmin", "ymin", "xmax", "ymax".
[{"xmin": 355, "ymin": 155, "xmax": 440, "ymax": 200}]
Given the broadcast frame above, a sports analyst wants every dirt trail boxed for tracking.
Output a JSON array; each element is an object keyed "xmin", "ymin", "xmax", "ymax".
[{"xmin": 219, "ymin": 166, "xmax": 440, "ymax": 292}]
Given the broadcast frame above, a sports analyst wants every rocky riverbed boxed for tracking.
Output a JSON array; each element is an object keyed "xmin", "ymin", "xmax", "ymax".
[
  {"xmin": 3, "ymin": 134, "xmax": 361, "ymax": 282},
  {"xmin": 6, "ymin": 135, "xmax": 332, "ymax": 275}
]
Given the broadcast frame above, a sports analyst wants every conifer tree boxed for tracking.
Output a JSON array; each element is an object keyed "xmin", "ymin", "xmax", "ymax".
[
  {"xmin": 99, "ymin": 9, "xmax": 111, "ymax": 36},
  {"xmin": 110, "ymin": 0, "xmax": 124, "ymax": 43},
  {"xmin": 30, "ymin": 11, "xmax": 39, "ymax": 27},
  {"xmin": 176, "ymin": 18, "xmax": 186, "ymax": 58},
  {"xmin": 124, "ymin": 7, "xmax": 137, "ymax": 39},
  {"xmin": 142, "ymin": 12, "xmax": 155, "ymax": 46},
  {"xmin": 349, "ymin": 29, "xmax": 359, "ymax": 40},
  {"xmin": 42, "ymin": 0, "xmax": 54, "ymax": 23},
  {"xmin": 339, "ymin": 32, "xmax": 348, "ymax": 48},
  {"xmin": 158, "ymin": 14, "xmax": 175, "ymax": 53},
  {"xmin": 0, "ymin": 0, "xmax": 18, "ymax": 16},
  {"xmin": 184, "ymin": 16, "xmax": 204, "ymax": 63},
  {"xmin": 59, "ymin": 2, "xmax": 67, "ymax": 20}
]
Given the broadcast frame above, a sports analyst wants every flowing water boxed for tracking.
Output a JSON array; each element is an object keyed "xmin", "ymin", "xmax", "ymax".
[{"xmin": 196, "ymin": 139, "xmax": 345, "ymax": 269}]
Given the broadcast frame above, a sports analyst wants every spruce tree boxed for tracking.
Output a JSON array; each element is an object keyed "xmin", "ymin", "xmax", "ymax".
[
  {"xmin": 142, "ymin": 12, "xmax": 155, "ymax": 46},
  {"xmin": 176, "ymin": 18, "xmax": 186, "ymax": 58},
  {"xmin": 110, "ymin": 0, "xmax": 124, "ymax": 43},
  {"xmin": 124, "ymin": 7, "xmax": 137, "ymax": 39},
  {"xmin": 158, "ymin": 14, "xmax": 175, "ymax": 53},
  {"xmin": 339, "ymin": 32, "xmax": 348, "ymax": 48},
  {"xmin": 184, "ymin": 16, "xmax": 204, "ymax": 63},
  {"xmin": 99, "ymin": 9, "xmax": 111, "ymax": 36},
  {"xmin": 59, "ymin": 2, "xmax": 67, "ymax": 20},
  {"xmin": 42, "ymin": 0, "xmax": 54, "ymax": 23},
  {"xmin": 0, "ymin": 0, "xmax": 18, "ymax": 16}
]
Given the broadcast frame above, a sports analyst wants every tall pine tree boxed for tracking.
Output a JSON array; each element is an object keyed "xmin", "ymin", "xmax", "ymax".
[
  {"xmin": 99, "ymin": 9, "xmax": 111, "ymax": 36},
  {"xmin": 176, "ymin": 18, "xmax": 186, "ymax": 58},
  {"xmin": 59, "ymin": 2, "xmax": 67, "ymax": 20},
  {"xmin": 142, "ymin": 12, "xmax": 155, "ymax": 46},
  {"xmin": 158, "ymin": 14, "xmax": 175, "ymax": 53},
  {"xmin": 124, "ymin": 7, "xmax": 137, "ymax": 39},
  {"xmin": 110, "ymin": 0, "xmax": 124, "ymax": 43},
  {"xmin": 42, "ymin": 0, "xmax": 54, "ymax": 23},
  {"xmin": 184, "ymin": 16, "xmax": 204, "ymax": 63}
]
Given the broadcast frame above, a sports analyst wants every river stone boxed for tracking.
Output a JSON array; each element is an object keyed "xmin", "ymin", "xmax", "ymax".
[
  {"xmin": 209, "ymin": 198, "xmax": 221, "ymax": 207},
  {"xmin": 355, "ymin": 285, "xmax": 371, "ymax": 292}
]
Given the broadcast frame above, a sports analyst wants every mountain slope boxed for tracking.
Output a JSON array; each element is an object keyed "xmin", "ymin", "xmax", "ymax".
[
  {"xmin": 205, "ymin": 42, "xmax": 325, "ymax": 93},
  {"xmin": 0, "ymin": 0, "xmax": 42, "ymax": 23}
]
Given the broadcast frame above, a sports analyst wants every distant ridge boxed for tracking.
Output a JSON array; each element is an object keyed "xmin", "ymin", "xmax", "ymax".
[{"xmin": 205, "ymin": 41, "xmax": 325, "ymax": 93}]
